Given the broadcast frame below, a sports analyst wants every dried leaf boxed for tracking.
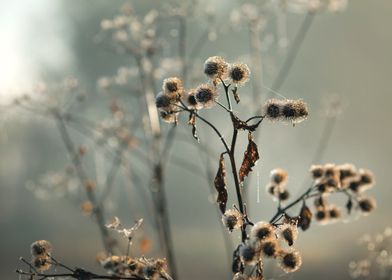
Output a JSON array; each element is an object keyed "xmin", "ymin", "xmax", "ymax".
[
  {"xmin": 298, "ymin": 204, "xmax": 312, "ymax": 231},
  {"xmin": 214, "ymin": 154, "xmax": 228, "ymax": 214},
  {"xmin": 239, "ymin": 132, "xmax": 260, "ymax": 183},
  {"xmin": 346, "ymin": 197, "xmax": 353, "ymax": 215},
  {"xmin": 188, "ymin": 113, "xmax": 199, "ymax": 142},
  {"xmin": 232, "ymin": 87, "xmax": 240, "ymax": 104}
]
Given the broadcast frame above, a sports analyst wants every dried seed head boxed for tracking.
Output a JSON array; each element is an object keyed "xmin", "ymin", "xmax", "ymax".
[
  {"xmin": 310, "ymin": 165, "xmax": 324, "ymax": 179},
  {"xmin": 338, "ymin": 164, "xmax": 357, "ymax": 181},
  {"xmin": 155, "ymin": 91, "xmax": 178, "ymax": 113},
  {"xmin": 263, "ymin": 99, "xmax": 283, "ymax": 120},
  {"xmin": 358, "ymin": 169, "xmax": 375, "ymax": 188},
  {"xmin": 31, "ymin": 240, "xmax": 52, "ymax": 257},
  {"xmin": 250, "ymin": 221, "xmax": 275, "ymax": 242},
  {"xmin": 280, "ymin": 223, "xmax": 298, "ymax": 246},
  {"xmin": 195, "ymin": 84, "xmax": 218, "ymax": 108},
  {"xmin": 203, "ymin": 56, "xmax": 229, "ymax": 80},
  {"xmin": 281, "ymin": 99, "xmax": 308, "ymax": 124},
  {"xmin": 159, "ymin": 111, "xmax": 178, "ymax": 124},
  {"xmin": 33, "ymin": 256, "xmax": 52, "ymax": 272},
  {"xmin": 266, "ymin": 184, "xmax": 278, "ymax": 196},
  {"xmin": 260, "ymin": 239, "xmax": 280, "ymax": 258},
  {"xmin": 270, "ymin": 168, "xmax": 288, "ymax": 185},
  {"xmin": 358, "ymin": 197, "xmax": 376, "ymax": 214},
  {"xmin": 279, "ymin": 250, "xmax": 302, "ymax": 273},
  {"xmin": 315, "ymin": 207, "xmax": 329, "ymax": 221},
  {"xmin": 279, "ymin": 189, "xmax": 290, "ymax": 201},
  {"xmin": 239, "ymin": 243, "xmax": 260, "ymax": 265},
  {"xmin": 183, "ymin": 89, "xmax": 203, "ymax": 110},
  {"xmin": 222, "ymin": 209, "xmax": 244, "ymax": 232},
  {"xmin": 328, "ymin": 205, "xmax": 342, "ymax": 219},
  {"xmin": 162, "ymin": 77, "xmax": 183, "ymax": 94},
  {"xmin": 228, "ymin": 63, "xmax": 250, "ymax": 85},
  {"xmin": 142, "ymin": 265, "xmax": 160, "ymax": 280}
]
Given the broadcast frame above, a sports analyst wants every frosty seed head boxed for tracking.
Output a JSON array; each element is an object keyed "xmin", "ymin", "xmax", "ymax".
[
  {"xmin": 270, "ymin": 168, "xmax": 288, "ymax": 185},
  {"xmin": 184, "ymin": 89, "xmax": 203, "ymax": 110},
  {"xmin": 159, "ymin": 111, "xmax": 178, "ymax": 124},
  {"xmin": 228, "ymin": 63, "xmax": 250, "ymax": 85},
  {"xmin": 222, "ymin": 209, "xmax": 244, "ymax": 232},
  {"xmin": 162, "ymin": 77, "xmax": 183, "ymax": 94},
  {"xmin": 31, "ymin": 240, "xmax": 52, "ymax": 257},
  {"xmin": 280, "ymin": 223, "xmax": 298, "ymax": 246},
  {"xmin": 279, "ymin": 250, "xmax": 302, "ymax": 273},
  {"xmin": 281, "ymin": 99, "xmax": 308, "ymax": 124},
  {"xmin": 310, "ymin": 165, "xmax": 324, "ymax": 179},
  {"xmin": 203, "ymin": 56, "xmax": 229, "ymax": 80},
  {"xmin": 250, "ymin": 221, "xmax": 275, "ymax": 242},
  {"xmin": 239, "ymin": 243, "xmax": 260, "ymax": 265},
  {"xmin": 263, "ymin": 99, "xmax": 283, "ymax": 120},
  {"xmin": 260, "ymin": 239, "xmax": 279, "ymax": 258},
  {"xmin": 358, "ymin": 197, "xmax": 376, "ymax": 214},
  {"xmin": 194, "ymin": 84, "xmax": 218, "ymax": 108}
]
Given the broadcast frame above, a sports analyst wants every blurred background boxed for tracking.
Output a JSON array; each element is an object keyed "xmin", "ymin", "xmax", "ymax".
[{"xmin": 1, "ymin": 0, "xmax": 391, "ymax": 279}]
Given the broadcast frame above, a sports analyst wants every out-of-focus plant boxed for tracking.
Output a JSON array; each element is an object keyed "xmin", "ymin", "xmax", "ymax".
[{"xmin": 349, "ymin": 227, "xmax": 392, "ymax": 279}]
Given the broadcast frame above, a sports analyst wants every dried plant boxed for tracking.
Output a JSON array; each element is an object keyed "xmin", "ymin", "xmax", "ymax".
[{"xmin": 156, "ymin": 56, "xmax": 376, "ymax": 279}]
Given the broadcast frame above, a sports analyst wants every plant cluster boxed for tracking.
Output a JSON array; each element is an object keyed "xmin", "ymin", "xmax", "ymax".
[{"xmin": 156, "ymin": 56, "xmax": 376, "ymax": 279}]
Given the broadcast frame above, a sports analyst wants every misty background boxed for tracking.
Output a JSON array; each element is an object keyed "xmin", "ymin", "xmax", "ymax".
[{"xmin": 0, "ymin": 0, "xmax": 391, "ymax": 279}]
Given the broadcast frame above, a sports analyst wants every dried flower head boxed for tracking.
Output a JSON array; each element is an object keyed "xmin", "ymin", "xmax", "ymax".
[
  {"xmin": 162, "ymin": 77, "xmax": 183, "ymax": 94},
  {"xmin": 31, "ymin": 240, "xmax": 52, "ymax": 257},
  {"xmin": 328, "ymin": 205, "xmax": 342, "ymax": 219},
  {"xmin": 281, "ymin": 99, "xmax": 308, "ymax": 124},
  {"xmin": 358, "ymin": 169, "xmax": 375, "ymax": 188},
  {"xmin": 263, "ymin": 99, "xmax": 283, "ymax": 120},
  {"xmin": 239, "ymin": 243, "xmax": 260, "ymax": 265},
  {"xmin": 155, "ymin": 91, "xmax": 178, "ymax": 113},
  {"xmin": 250, "ymin": 221, "xmax": 275, "ymax": 242},
  {"xmin": 315, "ymin": 208, "xmax": 329, "ymax": 223},
  {"xmin": 228, "ymin": 63, "xmax": 250, "ymax": 85},
  {"xmin": 33, "ymin": 256, "xmax": 52, "ymax": 272},
  {"xmin": 279, "ymin": 250, "xmax": 302, "ymax": 273},
  {"xmin": 222, "ymin": 209, "xmax": 244, "ymax": 232},
  {"xmin": 279, "ymin": 223, "xmax": 298, "ymax": 246},
  {"xmin": 358, "ymin": 197, "xmax": 377, "ymax": 214},
  {"xmin": 278, "ymin": 189, "xmax": 290, "ymax": 201},
  {"xmin": 183, "ymin": 88, "xmax": 203, "ymax": 110},
  {"xmin": 194, "ymin": 84, "xmax": 218, "ymax": 108},
  {"xmin": 203, "ymin": 56, "xmax": 229, "ymax": 81},
  {"xmin": 260, "ymin": 239, "xmax": 280, "ymax": 258},
  {"xmin": 270, "ymin": 168, "xmax": 288, "ymax": 185},
  {"xmin": 310, "ymin": 165, "xmax": 324, "ymax": 180}
]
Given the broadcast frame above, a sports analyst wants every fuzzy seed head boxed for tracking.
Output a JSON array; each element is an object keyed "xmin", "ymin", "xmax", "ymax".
[
  {"xmin": 250, "ymin": 221, "xmax": 275, "ymax": 242},
  {"xmin": 281, "ymin": 99, "xmax": 308, "ymax": 123},
  {"xmin": 228, "ymin": 63, "xmax": 250, "ymax": 85},
  {"xmin": 222, "ymin": 209, "xmax": 243, "ymax": 232},
  {"xmin": 31, "ymin": 240, "xmax": 52, "ymax": 257},
  {"xmin": 279, "ymin": 250, "xmax": 302, "ymax": 273},
  {"xmin": 270, "ymin": 168, "xmax": 288, "ymax": 185},
  {"xmin": 239, "ymin": 243, "xmax": 260, "ymax": 265},
  {"xmin": 310, "ymin": 165, "xmax": 324, "ymax": 179},
  {"xmin": 280, "ymin": 223, "xmax": 298, "ymax": 246},
  {"xmin": 203, "ymin": 56, "xmax": 229, "ymax": 80},
  {"xmin": 195, "ymin": 84, "xmax": 218, "ymax": 108},
  {"xmin": 260, "ymin": 239, "xmax": 279, "ymax": 257},
  {"xmin": 162, "ymin": 77, "xmax": 183, "ymax": 94},
  {"xmin": 328, "ymin": 205, "xmax": 342, "ymax": 219},
  {"xmin": 159, "ymin": 111, "xmax": 178, "ymax": 124},
  {"xmin": 183, "ymin": 89, "xmax": 203, "ymax": 110},
  {"xmin": 263, "ymin": 99, "xmax": 283, "ymax": 120},
  {"xmin": 358, "ymin": 197, "xmax": 376, "ymax": 214},
  {"xmin": 279, "ymin": 189, "xmax": 290, "ymax": 201}
]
